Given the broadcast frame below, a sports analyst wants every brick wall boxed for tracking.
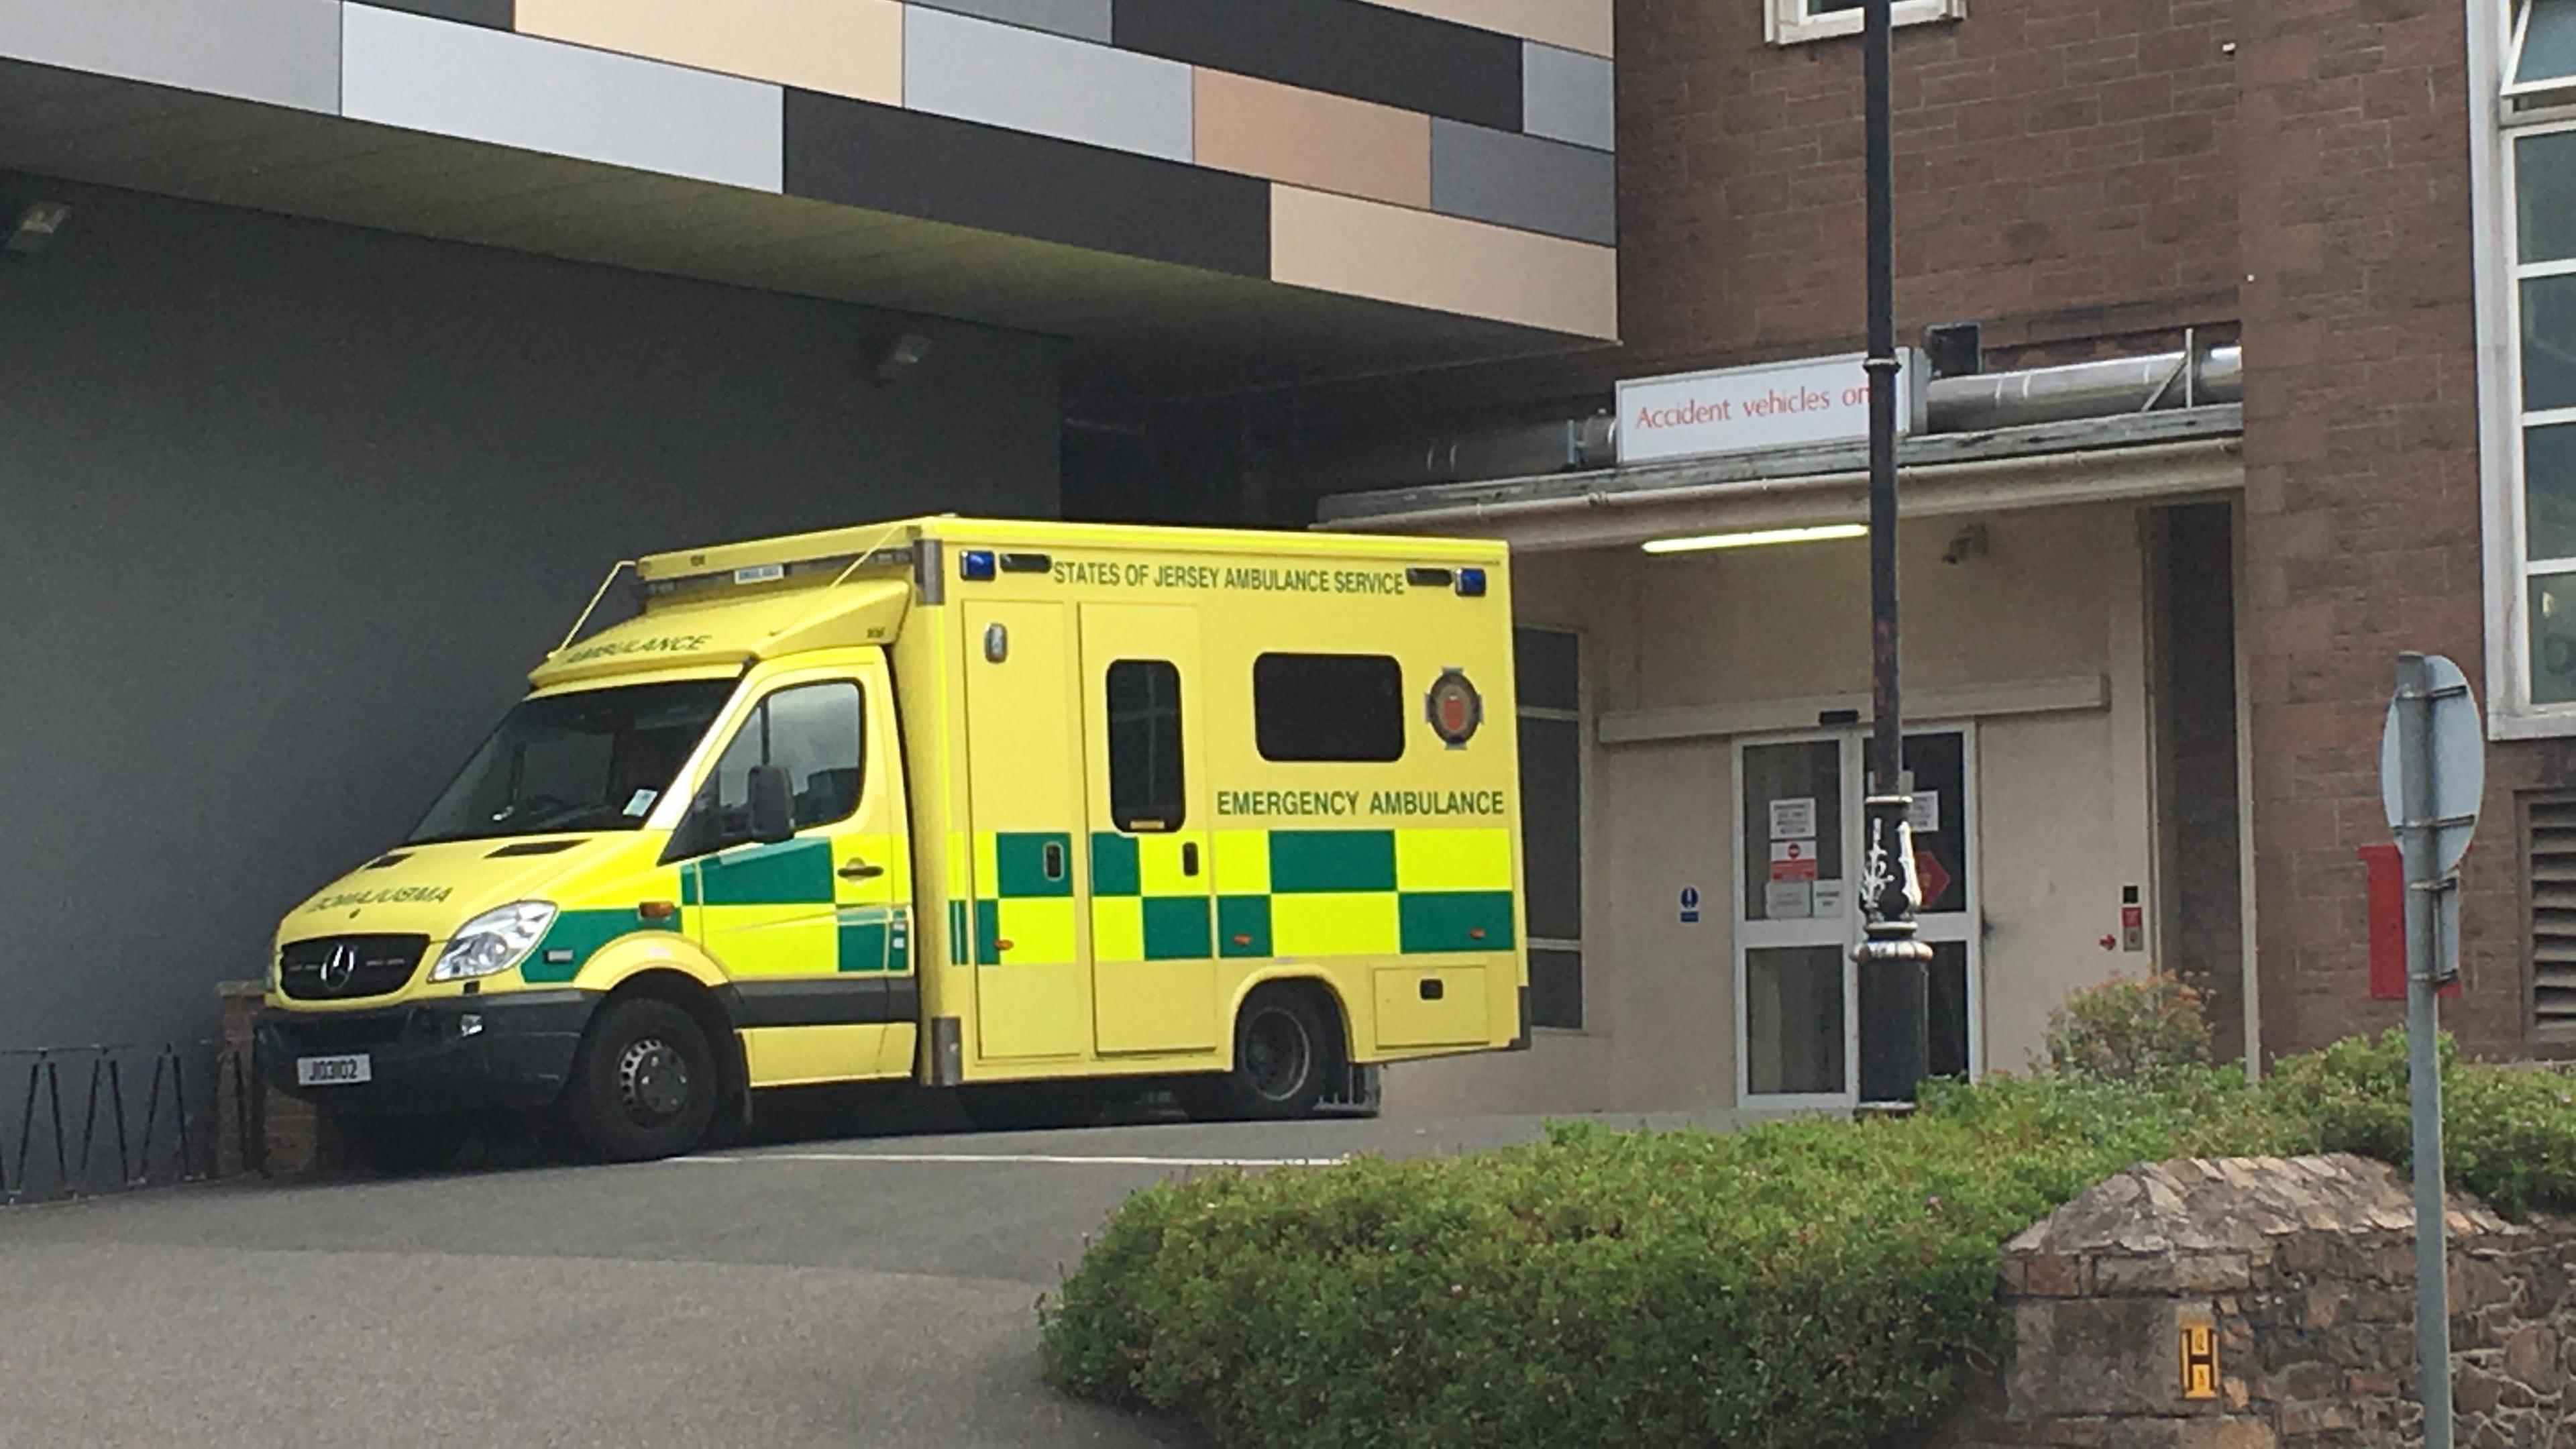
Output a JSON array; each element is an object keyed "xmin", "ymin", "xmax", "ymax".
[
  {"xmin": 1613, "ymin": 0, "xmax": 2243, "ymax": 374},
  {"xmin": 2232, "ymin": 0, "xmax": 2513, "ymax": 1058}
]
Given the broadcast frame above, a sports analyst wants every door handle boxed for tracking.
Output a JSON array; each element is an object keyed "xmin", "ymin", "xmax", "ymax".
[
  {"xmin": 1042, "ymin": 841, "xmax": 1065, "ymax": 881},
  {"xmin": 1181, "ymin": 842, "xmax": 1201, "ymax": 877},
  {"xmin": 838, "ymin": 859, "xmax": 885, "ymax": 881}
]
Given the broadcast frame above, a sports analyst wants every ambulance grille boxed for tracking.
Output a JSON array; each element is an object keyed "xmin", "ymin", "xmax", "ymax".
[{"xmin": 277, "ymin": 934, "xmax": 429, "ymax": 1002}]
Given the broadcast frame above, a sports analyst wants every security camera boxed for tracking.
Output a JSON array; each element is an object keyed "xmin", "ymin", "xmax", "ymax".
[{"xmin": 1942, "ymin": 524, "xmax": 1989, "ymax": 566}]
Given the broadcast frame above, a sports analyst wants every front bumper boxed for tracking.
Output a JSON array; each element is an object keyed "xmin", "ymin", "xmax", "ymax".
[{"xmin": 256, "ymin": 991, "xmax": 596, "ymax": 1114}]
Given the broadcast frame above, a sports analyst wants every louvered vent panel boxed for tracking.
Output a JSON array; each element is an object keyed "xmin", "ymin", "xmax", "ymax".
[{"xmin": 2532, "ymin": 797, "xmax": 2576, "ymax": 1027}]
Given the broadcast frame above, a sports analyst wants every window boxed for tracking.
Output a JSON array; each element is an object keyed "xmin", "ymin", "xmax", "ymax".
[
  {"xmin": 1517, "ymin": 627, "xmax": 1586, "ymax": 1030},
  {"xmin": 409, "ymin": 679, "xmax": 735, "ymax": 844},
  {"xmin": 2493, "ymin": 0, "xmax": 2576, "ymax": 726},
  {"xmin": 1768, "ymin": 0, "xmax": 1965, "ymax": 48},
  {"xmin": 1107, "ymin": 660, "xmax": 1186, "ymax": 832},
  {"xmin": 706, "ymin": 681, "xmax": 864, "ymax": 830},
  {"xmin": 1253, "ymin": 653, "xmax": 1405, "ymax": 763}
]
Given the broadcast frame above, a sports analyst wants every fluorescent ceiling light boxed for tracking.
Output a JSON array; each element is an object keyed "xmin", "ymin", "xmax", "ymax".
[{"xmin": 1640, "ymin": 523, "xmax": 1868, "ymax": 555}]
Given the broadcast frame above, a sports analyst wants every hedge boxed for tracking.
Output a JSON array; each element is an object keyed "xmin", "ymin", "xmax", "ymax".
[{"xmin": 1038, "ymin": 1010, "xmax": 2576, "ymax": 1449}]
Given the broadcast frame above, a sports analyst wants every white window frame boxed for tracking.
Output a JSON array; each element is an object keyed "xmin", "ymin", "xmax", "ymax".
[
  {"xmin": 2479, "ymin": 0, "xmax": 2576, "ymax": 736},
  {"xmin": 1767, "ymin": 0, "xmax": 1965, "ymax": 47}
]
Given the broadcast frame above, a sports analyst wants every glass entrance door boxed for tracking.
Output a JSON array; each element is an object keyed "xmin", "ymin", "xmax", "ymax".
[{"xmin": 1735, "ymin": 727, "xmax": 1980, "ymax": 1108}]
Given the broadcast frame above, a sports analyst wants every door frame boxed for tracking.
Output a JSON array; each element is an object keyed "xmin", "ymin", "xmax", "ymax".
[{"xmin": 1731, "ymin": 720, "xmax": 1984, "ymax": 1110}]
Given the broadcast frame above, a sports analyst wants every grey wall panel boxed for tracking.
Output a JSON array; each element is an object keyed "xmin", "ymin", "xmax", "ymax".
[
  {"xmin": 1522, "ymin": 41, "xmax": 1613, "ymax": 152},
  {"xmin": 341, "ymin": 5, "xmax": 784, "ymax": 193},
  {"xmin": 1430, "ymin": 117, "xmax": 1615, "ymax": 246},
  {"xmin": 0, "ymin": 0, "xmax": 339, "ymax": 113},
  {"xmin": 904, "ymin": 6, "xmax": 1192, "ymax": 164},
  {"xmin": 0, "ymin": 177, "xmax": 1059, "ymax": 1051},
  {"xmin": 906, "ymin": 0, "xmax": 1110, "ymax": 43}
]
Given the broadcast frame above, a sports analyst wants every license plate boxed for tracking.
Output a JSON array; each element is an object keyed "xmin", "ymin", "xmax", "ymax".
[{"xmin": 297, "ymin": 1053, "xmax": 372, "ymax": 1087}]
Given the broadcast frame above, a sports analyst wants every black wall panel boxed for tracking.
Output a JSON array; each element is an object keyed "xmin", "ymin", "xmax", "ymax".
[
  {"xmin": 785, "ymin": 93, "xmax": 1272, "ymax": 279},
  {"xmin": 1113, "ymin": 0, "xmax": 1524, "ymax": 133}
]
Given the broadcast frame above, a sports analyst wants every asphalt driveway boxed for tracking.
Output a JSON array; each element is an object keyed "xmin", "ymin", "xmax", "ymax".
[{"xmin": 0, "ymin": 1112, "xmax": 1730, "ymax": 1448}]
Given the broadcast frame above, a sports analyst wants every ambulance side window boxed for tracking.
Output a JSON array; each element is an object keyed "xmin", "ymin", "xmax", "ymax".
[
  {"xmin": 1107, "ymin": 660, "xmax": 1185, "ymax": 832},
  {"xmin": 707, "ymin": 682, "xmax": 865, "ymax": 830},
  {"xmin": 1253, "ymin": 653, "xmax": 1405, "ymax": 763}
]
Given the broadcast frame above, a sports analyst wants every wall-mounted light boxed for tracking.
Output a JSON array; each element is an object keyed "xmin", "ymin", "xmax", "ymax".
[
  {"xmin": 3, "ymin": 200, "xmax": 72, "ymax": 256},
  {"xmin": 869, "ymin": 327, "xmax": 935, "ymax": 386},
  {"xmin": 1942, "ymin": 523, "xmax": 1991, "ymax": 565},
  {"xmin": 1640, "ymin": 523, "xmax": 1868, "ymax": 555}
]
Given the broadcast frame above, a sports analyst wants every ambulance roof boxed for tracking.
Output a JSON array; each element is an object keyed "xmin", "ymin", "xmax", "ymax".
[
  {"xmin": 529, "ymin": 516, "xmax": 1504, "ymax": 691},
  {"xmin": 633, "ymin": 515, "xmax": 1504, "ymax": 587}
]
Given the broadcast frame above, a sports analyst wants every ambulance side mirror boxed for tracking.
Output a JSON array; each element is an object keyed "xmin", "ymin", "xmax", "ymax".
[{"xmin": 747, "ymin": 765, "xmax": 796, "ymax": 844}]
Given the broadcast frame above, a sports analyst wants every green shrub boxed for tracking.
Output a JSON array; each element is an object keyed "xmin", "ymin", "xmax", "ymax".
[
  {"xmin": 1041, "ymin": 1087, "xmax": 2282, "ymax": 1449},
  {"xmin": 1039, "ymin": 1017, "xmax": 2576, "ymax": 1448},
  {"xmin": 2039, "ymin": 972, "xmax": 2214, "ymax": 1083}
]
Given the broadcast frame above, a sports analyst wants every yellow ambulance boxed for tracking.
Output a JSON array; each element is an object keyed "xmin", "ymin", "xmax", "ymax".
[{"xmin": 258, "ymin": 517, "xmax": 1526, "ymax": 1165}]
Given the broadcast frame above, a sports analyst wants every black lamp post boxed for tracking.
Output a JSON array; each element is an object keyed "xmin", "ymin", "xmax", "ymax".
[{"xmin": 1855, "ymin": 0, "xmax": 1933, "ymax": 1094}]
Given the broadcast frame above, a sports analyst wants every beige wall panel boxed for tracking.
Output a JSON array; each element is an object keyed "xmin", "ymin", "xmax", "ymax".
[
  {"xmin": 1393, "ymin": 504, "xmax": 2159, "ymax": 1118},
  {"xmin": 1976, "ymin": 710, "xmax": 2139, "ymax": 1076},
  {"xmin": 1194, "ymin": 70, "xmax": 1430, "ymax": 209},
  {"xmin": 517, "ymin": 0, "xmax": 903, "ymax": 105},
  {"xmin": 1271, "ymin": 186, "xmax": 1617, "ymax": 339},
  {"xmin": 1354, "ymin": 0, "xmax": 1612, "ymax": 56},
  {"xmin": 1632, "ymin": 512, "xmax": 2119, "ymax": 711}
]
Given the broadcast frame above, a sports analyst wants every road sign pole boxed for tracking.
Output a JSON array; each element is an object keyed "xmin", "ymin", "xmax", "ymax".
[{"xmin": 2393, "ymin": 651, "xmax": 2455, "ymax": 1449}]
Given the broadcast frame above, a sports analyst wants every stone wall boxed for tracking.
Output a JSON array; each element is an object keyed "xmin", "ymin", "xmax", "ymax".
[{"xmin": 1947, "ymin": 1155, "xmax": 2576, "ymax": 1448}]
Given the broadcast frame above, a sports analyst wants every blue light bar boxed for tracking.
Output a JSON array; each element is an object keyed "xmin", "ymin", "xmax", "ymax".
[
  {"xmin": 1456, "ymin": 567, "xmax": 1488, "ymax": 598},
  {"xmin": 961, "ymin": 549, "xmax": 997, "ymax": 582}
]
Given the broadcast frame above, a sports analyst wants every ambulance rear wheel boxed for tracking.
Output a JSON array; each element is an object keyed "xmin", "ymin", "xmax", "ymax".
[
  {"xmin": 564, "ymin": 998, "xmax": 717, "ymax": 1162},
  {"xmin": 1184, "ymin": 987, "xmax": 1338, "ymax": 1122}
]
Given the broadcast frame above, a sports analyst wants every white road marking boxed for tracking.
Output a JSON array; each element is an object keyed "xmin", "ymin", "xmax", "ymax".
[{"xmin": 671, "ymin": 1150, "xmax": 1345, "ymax": 1169}]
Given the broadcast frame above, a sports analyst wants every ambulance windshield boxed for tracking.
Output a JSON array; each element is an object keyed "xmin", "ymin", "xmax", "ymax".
[{"xmin": 407, "ymin": 679, "xmax": 737, "ymax": 845}]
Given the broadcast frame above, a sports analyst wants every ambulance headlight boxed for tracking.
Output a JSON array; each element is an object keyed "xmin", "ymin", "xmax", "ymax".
[{"xmin": 429, "ymin": 902, "xmax": 557, "ymax": 982}]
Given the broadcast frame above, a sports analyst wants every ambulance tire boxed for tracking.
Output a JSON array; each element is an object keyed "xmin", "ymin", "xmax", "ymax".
[
  {"xmin": 1184, "ymin": 987, "xmax": 1338, "ymax": 1122},
  {"xmin": 345, "ymin": 1111, "xmax": 474, "ymax": 1175},
  {"xmin": 564, "ymin": 998, "xmax": 719, "ymax": 1163}
]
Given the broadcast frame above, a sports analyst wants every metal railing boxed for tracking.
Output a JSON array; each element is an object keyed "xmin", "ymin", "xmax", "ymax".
[{"xmin": 0, "ymin": 1042, "xmax": 262, "ymax": 1205}]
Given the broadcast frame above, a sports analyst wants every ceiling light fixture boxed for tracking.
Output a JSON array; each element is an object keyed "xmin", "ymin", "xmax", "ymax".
[
  {"xmin": 1640, "ymin": 523, "xmax": 1868, "ymax": 555},
  {"xmin": 3, "ymin": 200, "xmax": 72, "ymax": 256}
]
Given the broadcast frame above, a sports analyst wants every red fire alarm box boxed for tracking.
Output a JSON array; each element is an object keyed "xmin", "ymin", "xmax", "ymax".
[{"xmin": 2359, "ymin": 843, "xmax": 2461, "ymax": 1001}]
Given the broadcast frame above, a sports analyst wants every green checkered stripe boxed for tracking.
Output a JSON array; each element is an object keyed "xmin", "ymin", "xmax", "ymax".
[
  {"xmin": 1090, "ymin": 832, "xmax": 1215, "ymax": 961},
  {"xmin": 950, "ymin": 831, "xmax": 1075, "ymax": 967},
  {"xmin": 1213, "ymin": 828, "xmax": 1516, "ymax": 959},
  {"xmin": 943, "ymin": 828, "xmax": 1515, "ymax": 963}
]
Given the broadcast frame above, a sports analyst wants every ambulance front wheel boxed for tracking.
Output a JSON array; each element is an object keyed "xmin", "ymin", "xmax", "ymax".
[
  {"xmin": 563, "ymin": 997, "xmax": 718, "ymax": 1162},
  {"xmin": 1183, "ymin": 985, "xmax": 1341, "ymax": 1122}
]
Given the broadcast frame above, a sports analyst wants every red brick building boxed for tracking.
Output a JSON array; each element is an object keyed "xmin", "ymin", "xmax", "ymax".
[{"xmin": 1077, "ymin": 0, "xmax": 2576, "ymax": 1110}]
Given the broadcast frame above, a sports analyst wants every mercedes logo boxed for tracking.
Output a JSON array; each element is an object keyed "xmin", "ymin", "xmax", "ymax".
[{"xmin": 318, "ymin": 943, "xmax": 360, "ymax": 993}]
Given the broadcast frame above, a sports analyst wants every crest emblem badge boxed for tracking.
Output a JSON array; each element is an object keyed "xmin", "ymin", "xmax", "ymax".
[{"xmin": 1424, "ymin": 667, "xmax": 1484, "ymax": 749}]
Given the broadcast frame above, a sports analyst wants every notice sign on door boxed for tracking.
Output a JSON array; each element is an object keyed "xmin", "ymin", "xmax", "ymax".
[
  {"xmin": 1770, "ymin": 839, "xmax": 1820, "ymax": 881},
  {"xmin": 1769, "ymin": 797, "xmax": 1817, "ymax": 841}
]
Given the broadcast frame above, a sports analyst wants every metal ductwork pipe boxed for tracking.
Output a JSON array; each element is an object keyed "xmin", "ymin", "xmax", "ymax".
[
  {"xmin": 1307, "ymin": 344, "xmax": 2241, "ymax": 492},
  {"xmin": 1925, "ymin": 345, "xmax": 2241, "ymax": 433},
  {"xmin": 1312, "ymin": 415, "xmax": 1617, "ymax": 492}
]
